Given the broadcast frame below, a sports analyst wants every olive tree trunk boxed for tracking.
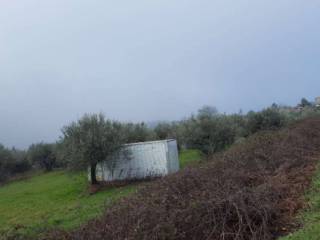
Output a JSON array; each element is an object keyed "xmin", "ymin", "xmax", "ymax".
[{"xmin": 90, "ymin": 163, "xmax": 98, "ymax": 185}]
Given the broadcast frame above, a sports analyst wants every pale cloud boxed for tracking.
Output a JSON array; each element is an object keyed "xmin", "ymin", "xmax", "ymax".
[{"xmin": 0, "ymin": 0, "xmax": 320, "ymax": 148}]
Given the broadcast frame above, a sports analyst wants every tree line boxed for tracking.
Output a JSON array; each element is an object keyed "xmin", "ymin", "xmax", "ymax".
[{"xmin": 0, "ymin": 98, "xmax": 319, "ymax": 184}]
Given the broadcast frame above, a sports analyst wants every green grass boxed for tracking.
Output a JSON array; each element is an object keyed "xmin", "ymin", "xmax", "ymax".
[
  {"xmin": 0, "ymin": 171, "xmax": 137, "ymax": 237},
  {"xmin": 280, "ymin": 165, "xmax": 320, "ymax": 240},
  {"xmin": 0, "ymin": 149, "xmax": 201, "ymax": 238},
  {"xmin": 179, "ymin": 149, "xmax": 202, "ymax": 169}
]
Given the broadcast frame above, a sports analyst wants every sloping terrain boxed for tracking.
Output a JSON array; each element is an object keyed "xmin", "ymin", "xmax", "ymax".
[
  {"xmin": 280, "ymin": 165, "xmax": 320, "ymax": 240},
  {"xmin": 0, "ymin": 171, "xmax": 136, "ymax": 239},
  {"xmin": 47, "ymin": 117, "xmax": 320, "ymax": 240},
  {"xmin": 0, "ymin": 150, "xmax": 199, "ymax": 239}
]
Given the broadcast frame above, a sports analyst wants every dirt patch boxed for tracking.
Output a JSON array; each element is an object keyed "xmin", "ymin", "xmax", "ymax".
[{"xmin": 45, "ymin": 117, "xmax": 320, "ymax": 240}]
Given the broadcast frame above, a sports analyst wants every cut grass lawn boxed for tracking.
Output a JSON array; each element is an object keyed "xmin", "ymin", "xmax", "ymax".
[
  {"xmin": 0, "ymin": 149, "xmax": 201, "ymax": 238},
  {"xmin": 280, "ymin": 164, "xmax": 320, "ymax": 240}
]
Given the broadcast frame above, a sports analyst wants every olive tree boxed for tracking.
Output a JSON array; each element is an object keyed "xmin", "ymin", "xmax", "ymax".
[
  {"xmin": 61, "ymin": 113, "xmax": 126, "ymax": 185},
  {"xmin": 28, "ymin": 143, "xmax": 56, "ymax": 171},
  {"xmin": 188, "ymin": 115, "xmax": 236, "ymax": 155},
  {"xmin": 246, "ymin": 108, "xmax": 286, "ymax": 134},
  {"xmin": 154, "ymin": 122, "xmax": 174, "ymax": 140},
  {"xmin": 177, "ymin": 107, "xmax": 237, "ymax": 156},
  {"xmin": 0, "ymin": 144, "xmax": 31, "ymax": 182},
  {"xmin": 0, "ymin": 144, "xmax": 15, "ymax": 181},
  {"xmin": 122, "ymin": 122, "xmax": 156, "ymax": 143},
  {"xmin": 300, "ymin": 98, "xmax": 312, "ymax": 107}
]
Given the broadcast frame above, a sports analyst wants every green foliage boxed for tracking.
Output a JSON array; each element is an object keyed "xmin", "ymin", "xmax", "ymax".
[
  {"xmin": 2, "ymin": 98, "xmax": 320, "ymax": 183},
  {"xmin": 280, "ymin": 165, "xmax": 320, "ymax": 240},
  {"xmin": 151, "ymin": 105, "xmax": 289, "ymax": 156},
  {"xmin": 284, "ymin": 106, "xmax": 320, "ymax": 123},
  {"xmin": 197, "ymin": 105, "xmax": 218, "ymax": 119},
  {"xmin": 300, "ymin": 97, "xmax": 312, "ymax": 107},
  {"xmin": 153, "ymin": 103, "xmax": 319, "ymax": 156},
  {"xmin": 28, "ymin": 143, "xmax": 56, "ymax": 171},
  {"xmin": 60, "ymin": 113, "xmax": 127, "ymax": 184},
  {"xmin": 246, "ymin": 107, "xmax": 286, "ymax": 134},
  {"xmin": 187, "ymin": 115, "xmax": 236, "ymax": 155},
  {"xmin": 122, "ymin": 122, "xmax": 155, "ymax": 143},
  {"xmin": 151, "ymin": 104, "xmax": 301, "ymax": 156},
  {"xmin": 154, "ymin": 122, "xmax": 174, "ymax": 140},
  {"xmin": 0, "ymin": 144, "xmax": 14, "ymax": 181},
  {"xmin": 0, "ymin": 145, "xmax": 31, "ymax": 182},
  {"xmin": 176, "ymin": 108, "xmax": 237, "ymax": 155},
  {"xmin": 154, "ymin": 122, "xmax": 184, "ymax": 151}
]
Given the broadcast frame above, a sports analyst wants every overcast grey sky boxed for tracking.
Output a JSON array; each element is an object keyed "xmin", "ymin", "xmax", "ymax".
[{"xmin": 1, "ymin": 0, "xmax": 320, "ymax": 148}]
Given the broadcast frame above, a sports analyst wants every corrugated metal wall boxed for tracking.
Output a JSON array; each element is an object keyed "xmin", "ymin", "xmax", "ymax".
[
  {"xmin": 167, "ymin": 140, "xmax": 180, "ymax": 173},
  {"xmin": 93, "ymin": 140, "xmax": 179, "ymax": 182}
]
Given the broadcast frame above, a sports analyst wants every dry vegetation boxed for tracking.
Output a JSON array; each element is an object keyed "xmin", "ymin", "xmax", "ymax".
[{"xmin": 45, "ymin": 117, "xmax": 320, "ymax": 240}]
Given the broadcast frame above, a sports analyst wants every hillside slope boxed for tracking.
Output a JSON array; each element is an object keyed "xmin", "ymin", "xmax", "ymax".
[
  {"xmin": 48, "ymin": 117, "xmax": 320, "ymax": 240},
  {"xmin": 0, "ymin": 171, "xmax": 136, "ymax": 238},
  {"xmin": 280, "ymin": 165, "xmax": 320, "ymax": 240},
  {"xmin": 0, "ymin": 150, "xmax": 200, "ymax": 239}
]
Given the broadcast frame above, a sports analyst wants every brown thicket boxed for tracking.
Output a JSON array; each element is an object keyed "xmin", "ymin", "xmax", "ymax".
[{"xmin": 46, "ymin": 117, "xmax": 320, "ymax": 240}]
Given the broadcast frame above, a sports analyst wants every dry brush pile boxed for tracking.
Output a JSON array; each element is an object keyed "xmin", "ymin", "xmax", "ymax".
[{"xmin": 47, "ymin": 117, "xmax": 320, "ymax": 240}]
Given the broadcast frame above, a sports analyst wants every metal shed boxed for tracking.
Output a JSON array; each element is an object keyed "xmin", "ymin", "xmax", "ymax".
[
  {"xmin": 91, "ymin": 139, "xmax": 179, "ymax": 182},
  {"xmin": 316, "ymin": 97, "xmax": 320, "ymax": 107}
]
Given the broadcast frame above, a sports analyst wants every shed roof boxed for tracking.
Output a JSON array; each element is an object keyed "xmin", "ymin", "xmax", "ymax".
[{"xmin": 123, "ymin": 139, "xmax": 176, "ymax": 147}]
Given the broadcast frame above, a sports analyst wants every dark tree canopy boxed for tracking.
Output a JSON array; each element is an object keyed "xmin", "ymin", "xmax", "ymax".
[
  {"xmin": 28, "ymin": 143, "xmax": 56, "ymax": 172},
  {"xmin": 197, "ymin": 105, "xmax": 218, "ymax": 120},
  {"xmin": 247, "ymin": 108, "xmax": 286, "ymax": 134},
  {"xmin": 0, "ymin": 144, "xmax": 31, "ymax": 182},
  {"xmin": 300, "ymin": 98, "xmax": 312, "ymax": 107},
  {"xmin": 122, "ymin": 122, "xmax": 155, "ymax": 143}
]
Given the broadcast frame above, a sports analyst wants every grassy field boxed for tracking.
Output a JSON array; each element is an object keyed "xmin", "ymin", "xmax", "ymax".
[
  {"xmin": 0, "ymin": 149, "xmax": 201, "ymax": 238},
  {"xmin": 280, "ymin": 164, "xmax": 320, "ymax": 240},
  {"xmin": 0, "ymin": 171, "xmax": 137, "ymax": 237},
  {"xmin": 179, "ymin": 149, "xmax": 202, "ymax": 168}
]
